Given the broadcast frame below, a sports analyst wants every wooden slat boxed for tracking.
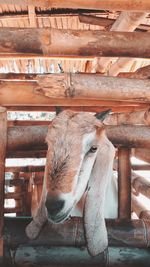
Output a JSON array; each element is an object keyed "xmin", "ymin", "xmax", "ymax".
[{"xmin": 0, "ymin": 0, "xmax": 150, "ymax": 12}]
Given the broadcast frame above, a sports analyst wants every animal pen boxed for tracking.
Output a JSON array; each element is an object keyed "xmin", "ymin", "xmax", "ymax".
[{"xmin": 0, "ymin": 0, "xmax": 150, "ymax": 266}]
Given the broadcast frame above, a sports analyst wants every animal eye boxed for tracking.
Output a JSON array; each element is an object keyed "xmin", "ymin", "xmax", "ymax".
[{"xmin": 89, "ymin": 146, "xmax": 97, "ymax": 153}]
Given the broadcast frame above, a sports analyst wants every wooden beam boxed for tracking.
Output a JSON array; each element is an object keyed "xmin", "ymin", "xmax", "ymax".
[
  {"xmin": 132, "ymin": 164, "xmax": 150, "ymax": 170},
  {"xmin": 79, "ymin": 14, "xmax": 114, "ymax": 29},
  {"xmin": 1, "ymin": 73, "xmax": 150, "ymax": 105},
  {"xmin": 0, "ymin": 28, "xmax": 150, "ymax": 58},
  {"xmin": 95, "ymin": 11, "xmax": 147, "ymax": 73},
  {"xmin": 79, "ymin": 14, "xmax": 149, "ymax": 32},
  {"xmin": 6, "ymin": 125, "xmax": 150, "ymax": 152},
  {"xmin": 132, "ymin": 175, "xmax": 150, "ymax": 199},
  {"xmin": 118, "ymin": 148, "xmax": 131, "ymax": 219},
  {"xmin": 0, "ymin": 107, "xmax": 7, "ymax": 263},
  {"xmin": 0, "ymin": 1, "xmax": 150, "ymax": 12},
  {"xmin": 104, "ymin": 109, "xmax": 150, "ymax": 126},
  {"xmin": 118, "ymin": 64, "xmax": 150, "ymax": 79},
  {"xmin": 132, "ymin": 148, "xmax": 150, "ymax": 164},
  {"xmin": 13, "ymin": 246, "xmax": 150, "ymax": 267},
  {"xmin": 132, "ymin": 194, "xmax": 149, "ymax": 218},
  {"xmin": 6, "ymin": 150, "xmax": 46, "ymax": 158},
  {"xmin": 6, "ymin": 165, "xmax": 45, "ymax": 173},
  {"xmin": 107, "ymin": 126, "xmax": 150, "ymax": 148},
  {"xmin": 4, "ymin": 217, "xmax": 150, "ymax": 248}
]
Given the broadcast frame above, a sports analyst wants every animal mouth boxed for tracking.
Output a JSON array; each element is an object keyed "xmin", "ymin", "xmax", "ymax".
[{"xmin": 48, "ymin": 206, "xmax": 73, "ymax": 223}]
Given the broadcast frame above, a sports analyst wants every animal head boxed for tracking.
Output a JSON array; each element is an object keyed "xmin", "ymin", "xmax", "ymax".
[{"xmin": 44, "ymin": 110, "xmax": 115, "ymax": 255}]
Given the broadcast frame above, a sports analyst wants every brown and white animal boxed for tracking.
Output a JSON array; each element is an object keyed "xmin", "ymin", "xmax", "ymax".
[{"xmin": 26, "ymin": 110, "xmax": 117, "ymax": 256}]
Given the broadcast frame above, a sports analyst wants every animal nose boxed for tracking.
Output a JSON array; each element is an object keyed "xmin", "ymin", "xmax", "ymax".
[{"xmin": 45, "ymin": 197, "xmax": 65, "ymax": 216}]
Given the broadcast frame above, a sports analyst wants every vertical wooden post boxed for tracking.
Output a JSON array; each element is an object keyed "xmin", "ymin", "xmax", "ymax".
[
  {"xmin": 118, "ymin": 147, "xmax": 131, "ymax": 219},
  {"xmin": 14, "ymin": 172, "xmax": 22, "ymax": 217},
  {"xmin": 0, "ymin": 107, "xmax": 7, "ymax": 265}
]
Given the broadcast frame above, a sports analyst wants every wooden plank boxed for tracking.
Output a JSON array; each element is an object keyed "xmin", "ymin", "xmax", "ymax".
[
  {"xmin": 0, "ymin": 28, "xmax": 150, "ymax": 58},
  {"xmin": 118, "ymin": 148, "xmax": 131, "ymax": 219},
  {"xmin": 0, "ymin": 0, "xmax": 150, "ymax": 12},
  {"xmin": 0, "ymin": 107, "xmax": 7, "ymax": 263}
]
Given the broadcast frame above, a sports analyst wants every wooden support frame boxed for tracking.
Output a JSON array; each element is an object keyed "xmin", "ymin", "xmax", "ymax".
[
  {"xmin": 1, "ymin": 73, "xmax": 150, "ymax": 106},
  {"xmin": 3, "ymin": 217, "xmax": 150, "ymax": 248},
  {"xmin": 0, "ymin": 0, "xmax": 150, "ymax": 12},
  {"xmin": 0, "ymin": 107, "xmax": 7, "ymax": 264},
  {"xmin": 0, "ymin": 28, "xmax": 150, "ymax": 58},
  {"xmin": 5, "ymin": 125, "xmax": 150, "ymax": 153},
  {"xmin": 118, "ymin": 147, "xmax": 131, "ymax": 219}
]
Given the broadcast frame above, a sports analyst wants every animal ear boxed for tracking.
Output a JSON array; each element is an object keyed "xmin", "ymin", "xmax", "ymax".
[
  {"xmin": 83, "ymin": 137, "xmax": 115, "ymax": 256},
  {"xmin": 55, "ymin": 106, "xmax": 63, "ymax": 115},
  {"xmin": 95, "ymin": 109, "xmax": 111, "ymax": 121}
]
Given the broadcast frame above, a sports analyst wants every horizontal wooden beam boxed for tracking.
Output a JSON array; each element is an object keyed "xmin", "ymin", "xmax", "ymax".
[
  {"xmin": 1, "ymin": 73, "xmax": 150, "ymax": 105},
  {"xmin": 105, "ymin": 109, "xmax": 150, "ymax": 126},
  {"xmin": 0, "ymin": 0, "xmax": 150, "ymax": 12},
  {"xmin": 0, "ymin": 28, "xmax": 150, "ymax": 58},
  {"xmin": 132, "ymin": 164, "xmax": 150, "ymax": 170},
  {"xmin": 6, "ymin": 165, "xmax": 45, "ymax": 173},
  {"xmin": 6, "ymin": 150, "xmax": 46, "ymax": 158},
  {"xmin": 4, "ymin": 217, "xmax": 150, "ymax": 248},
  {"xmin": 6, "ymin": 125, "xmax": 150, "ymax": 152}
]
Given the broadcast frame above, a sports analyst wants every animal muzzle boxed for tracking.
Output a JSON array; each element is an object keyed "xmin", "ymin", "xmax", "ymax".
[
  {"xmin": 45, "ymin": 195, "xmax": 65, "ymax": 217},
  {"xmin": 45, "ymin": 191, "xmax": 74, "ymax": 223}
]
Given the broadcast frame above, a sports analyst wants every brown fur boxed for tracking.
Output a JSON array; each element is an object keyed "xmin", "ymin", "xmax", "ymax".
[{"xmin": 45, "ymin": 110, "xmax": 104, "ymax": 193}]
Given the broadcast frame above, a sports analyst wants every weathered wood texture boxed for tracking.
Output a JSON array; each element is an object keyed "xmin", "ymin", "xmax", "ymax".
[
  {"xmin": 132, "ymin": 175, "xmax": 150, "ymax": 199},
  {"xmin": 6, "ymin": 125, "xmax": 150, "ymax": 152},
  {"xmin": 4, "ymin": 217, "xmax": 150, "ymax": 248},
  {"xmin": 132, "ymin": 164, "xmax": 150, "ymax": 170},
  {"xmin": 132, "ymin": 194, "xmax": 150, "ymax": 218},
  {"xmin": 1, "ymin": 74, "xmax": 150, "ymax": 105},
  {"xmin": 104, "ymin": 109, "xmax": 150, "ymax": 125},
  {"xmin": 0, "ymin": 107, "xmax": 7, "ymax": 262},
  {"xmin": 95, "ymin": 11, "xmax": 147, "ymax": 74},
  {"xmin": 0, "ymin": 28, "xmax": 150, "ymax": 58},
  {"xmin": 118, "ymin": 64, "xmax": 150, "ymax": 79},
  {"xmin": 132, "ymin": 148, "xmax": 150, "ymax": 163},
  {"xmin": 6, "ymin": 165, "xmax": 45, "ymax": 173},
  {"xmin": 13, "ymin": 246, "xmax": 150, "ymax": 267},
  {"xmin": 79, "ymin": 14, "xmax": 148, "ymax": 32},
  {"xmin": 118, "ymin": 148, "xmax": 131, "ymax": 219},
  {"xmin": 7, "ymin": 105, "xmax": 148, "ymax": 113},
  {"xmin": 0, "ymin": 0, "xmax": 150, "ymax": 12}
]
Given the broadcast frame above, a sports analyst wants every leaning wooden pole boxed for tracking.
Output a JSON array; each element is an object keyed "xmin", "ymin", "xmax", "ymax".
[
  {"xmin": 0, "ymin": 29, "xmax": 150, "ymax": 58},
  {"xmin": 0, "ymin": 107, "xmax": 7, "ymax": 265},
  {"xmin": 0, "ymin": 0, "xmax": 150, "ymax": 12}
]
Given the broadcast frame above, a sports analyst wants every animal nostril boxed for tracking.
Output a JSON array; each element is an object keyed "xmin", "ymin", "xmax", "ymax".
[{"xmin": 45, "ymin": 198, "xmax": 65, "ymax": 216}]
